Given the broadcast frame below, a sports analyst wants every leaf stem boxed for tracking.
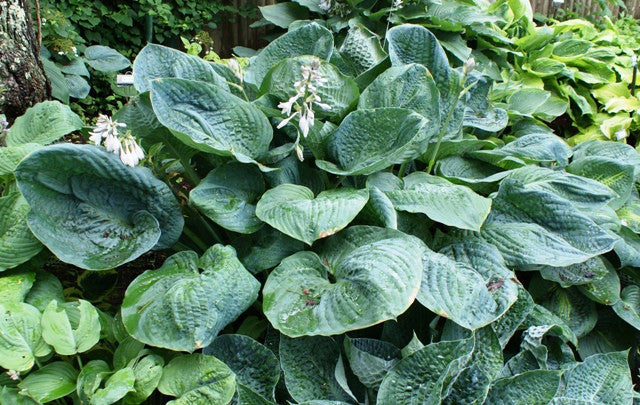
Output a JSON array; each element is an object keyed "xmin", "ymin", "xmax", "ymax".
[
  {"xmin": 184, "ymin": 205, "xmax": 223, "ymax": 244},
  {"xmin": 331, "ymin": 175, "xmax": 346, "ymax": 188},
  {"xmin": 397, "ymin": 162, "xmax": 408, "ymax": 179},
  {"xmin": 77, "ymin": 355, "xmax": 83, "ymax": 370},
  {"xmin": 182, "ymin": 227, "xmax": 209, "ymax": 252},
  {"xmin": 427, "ymin": 82, "xmax": 475, "ymax": 174}
]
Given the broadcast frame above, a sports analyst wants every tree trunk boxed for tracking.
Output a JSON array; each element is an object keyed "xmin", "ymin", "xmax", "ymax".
[{"xmin": 0, "ymin": 0, "xmax": 50, "ymax": 123}]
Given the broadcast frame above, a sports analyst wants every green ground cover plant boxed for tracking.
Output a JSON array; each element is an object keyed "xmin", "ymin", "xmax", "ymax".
[{"xmin": 1, "ymin": 1, "xmax": 640, "ymax": 403}]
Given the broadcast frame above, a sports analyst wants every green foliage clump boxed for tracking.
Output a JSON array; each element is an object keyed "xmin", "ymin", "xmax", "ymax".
[{"xmin": 2, "ymin": 1, "xmax": 640, "ymax": 403}]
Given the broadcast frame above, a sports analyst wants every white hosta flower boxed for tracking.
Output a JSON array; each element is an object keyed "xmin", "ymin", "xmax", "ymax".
[
  {"xmin": 463, "ymin": 57, "xmax": 476, "ymax": 75},
  {"xmin": 0, "ymin": 116, "xmax": 9, "ymax": 133},
  {"xmin": 392, "ymin": 0, "xmax": 403, "ymax": 9},
  {"xmin": 632, "ymin": 54, "xmax": 638, "ymax": 68},
  {"xmin": 119, "ymin": 133, "xmax": 145, "ymax": 167},
  {"xmin": 295, "ymin": 143, "xmax": 305, "ymax": 162},
  {"xmin": 6, "ymin": 370, "xmax": 20, "ymax": 381},
  {"xmin": 277, "ymin": 60, "xmax": 331, "ymax": 138},
  {"xmin": 89, "ymin": 114, "xmax": 126, "ymax": 146},
  {"xmin": 318, "ymin": 0, "xmax": 332, "ymax": 11},
  {"xmin": 615, "ymin": 128, "xmax": 628, "ymax": 141},
  {"xmin": 104, "ymin": 132, "xmax": 121, "ymax": 153}
]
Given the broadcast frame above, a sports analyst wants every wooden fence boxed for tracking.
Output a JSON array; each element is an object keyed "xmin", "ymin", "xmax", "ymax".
[
  {"xmin": 211, "ymin": 0, "xmax": 276, "ymax": 57},
  {"xmin": 529, "ymin": 0, "xmax": 640, "ymax": 18},
  {"xmin": 212, "ymin": 0, "xmax": 639, "ymax": 54}
]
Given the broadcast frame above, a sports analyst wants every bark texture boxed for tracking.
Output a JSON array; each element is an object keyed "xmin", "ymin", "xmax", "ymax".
[{"xmin": 0, "ymin": 0, "xmax": 50, "ymax": 122}]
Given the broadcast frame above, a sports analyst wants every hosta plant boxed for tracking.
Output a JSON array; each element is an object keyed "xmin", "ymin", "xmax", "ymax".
[{"xmin": 0, "ymin": 17, "xmax": 639, "ymax": 404}]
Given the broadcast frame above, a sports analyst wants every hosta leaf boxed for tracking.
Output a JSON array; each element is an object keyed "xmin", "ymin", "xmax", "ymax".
[
  {"xmin": 259, "ymin": 2, "xmax": 309, "ymax": 28},
  {"xmin": 523, "ymin": 304, "xmax": 578, "ymax": 346},
  {"xmin": 436, "ymin": 155, "xmax": 508, "ymax": 193},
  {"xmin": 0, "ymin": 193, "xmax": 42, "ymax": 271},
  {"xmin": 150, "ymin": 78, "xmax": 272, "ymax": 163},
  {"xmin": 385, "ymin": 25, "xmax": 450, "ymax": 92},
  {"xmin": 484, "ymin": 370, "xmax": 561, "ymax": 405},
  {"xmin": 84, "ymin": 45, "xmax": 130, "ymax": 72},
  {"xmin": 260, "ymin": 55, "xmax": 359, "ymax": 121},
  {"xmin": 504, "ymin": 166, "xmax": 615, "ymax": 212},
  {"xmin": 25, "ymin": 271, "xmax": 64, "ymax": 312},
  {"xmin": 6, "ymin": 101, "xmax": 83, "ymax": 146},
  {"xmin": 576, "ymin": 260, "xmax": 620, "ymax": 305},
  {"xmin": 553, "ymin": 351, "xmax": 633, "ymax": 404},
  {"xmin": 572, "ymin": 140, "xmax": 640, "ymax": 168},
  {"xmin": 377, "ymin": 339, "xmax": 473, "ymax": 405},
  {"xmin": 439, "ymin": 238, "xmax": 520, "ymax": 322},
  {"xmin": 616, "ymin": 192, "xmax": 640, "ymax": 233},
  {"xmin": 77, "ymin": 360, "xmax": 135, "ymax": 405},
  {"xmin": 65, "ymin": 74, "xmax": 90, "ymax": 99},
  {"xmin": 190, "ymin": 162, "xmax": 265, "ymax": 234},
  {"xmin": 14, "ymin": 144, "xmax": 183, "ymax": 270},
  {"xmin": 315, "ymin": 108, "xmax": 432, "ymax": 176},
  {"xmin": 263, "ymin": 226, "xmax": 425, "ymax": 336},
  {"xmin": 255, "ymin": 184, "xmax": 368, "ymax": 245},
  {"xmin": 578, "ymin": 308, "xmax": 636, "ymax": 359},
  {"xmin": 0, "ymin": 387, "xmax": 37, "ymax": 405},
  {"xmin": 491, "ymin": 287, "xmax": 535, "ymax": 348},
  {"xmin": 343, "ymin": 337, "xmax": 401, "ymax": 389},
  {"xmin": 280, "ymin": 336, "xmax": 353, "ymax": 403},
  {"xmin": 0, "ymin": 269, "xmax": 35, "ymax": 304},
  {"xmin": 245, "ymin": 22, "xmax": 333, "ymax": 87},
  {"xmin": 233, "ymin": 226, "xmax": 305, "ymax": 273},
  {"xmin": 463, "ymin": 107, "xmax": 508, "ymax": 132},
  {"xmin": 0, "ymin": 302, "xmax": 50, "ymax": 371},
  {"xmin": 122, "ymin": 245, "xmax": 260, "ymax": 352},
  {"xmin": 158, "ymin": 353, "xmax": 236, "ymax": 405},
  {"xmin": 444, "ymin": 327, "xmax": 503, "ymax": 404},
  {"xmin": 42, "ymin": 58, "xmax": 69, "ymax": 104},
  {"xmin": 338, "ymin": 24, "xmax": 386, "ymax": 76},
  {"xmin": 530, "ymin": 280, "xmax": 597, "ymax": 338},
  {"xmin": 133, "ymin": 44, "xmax": 227, "ymax": 92},
  {"xmin": 481, "ymin": 180, "xmax": 616, "ymax": 268},
  {"xmin": 612, "ymin": 285, "xmax": 640, "ymax": 330},
  {"xmin": 507, "ymin": 88, "xmax": 551, "ymax": 116},
  {"xmin": 539, "ymin": 256, "xmax": 609, "ymax": 287},
  {"xmin": 0, "ymin": 143, "xmax": 41, "ymax": 176},
  {"xmin": 418, "ymin": 252, "xmax": 505, "ymax": 330},
  {"xmin": 470, "ymin": 133, "xmax": 572, "ymax": 168},
  {"xmin": 41, "ymin": 299, "xmax": 101, "ymax": 355},
  {"xmin": 204, "ymin": 334, "xmax": 280, "ymax": 401},
  {"xmin": 567, "ymin": 156, "xmax": 635, "ymax": 210},
  {"xmin": 358, "ymin": 186, "xmax": 397, "ymax": 229},
  {"xmin": 123, "ymin": 353, "xmax": 164, "ymax": 404},
  {"xmin": 380, "ymin": 172, "xmax": 491, "ymax": 231},
  {"xmin": 358, "ymin": 64, "xmax": 440, "ymax": 124},
  {"xmin": 17, "ymin": 361, "xmax": 78, "ymax": 403}
]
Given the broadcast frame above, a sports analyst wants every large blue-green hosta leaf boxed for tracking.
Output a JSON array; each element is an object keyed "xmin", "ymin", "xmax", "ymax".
[
  {"xmin": 244, "ymin": 22, "xmax": 333, "ymax": 87},
  {"xmin": 263, "ymin": 226, "xmax": 425, "ymax": 336},
  {"xmin": 553, "ymin": 351, "xmax": 634, "ymax": 404},
  {"xmin": 121, "ymin": 245, "xmax": 260, "ymax": 352},
  {"xmin": 150, "ymin": 78, "xmax": 273, "ymax": 165},
  {"xmin": 280, "ymin": 336, "xmax": 354, "ymax": 403},
  {"xmin": 337, "ymin": 24, "xmax": 386, "ymax": 77},
  {"xmin": 567, "ymin": 156, "xmax": 635, "ymax": 210},
  {"xmin": 470, "ymin": 133, "xmax": 572, "ymax": 169},
  {"xmin": 15, "ymin": 144, "xmax": 184, "ymax": 270},
  {"xmin": 484, "ymin": 370, "xmax": 562, "ymax": 404},
  {"xmin": 14, "ymin": 144, "xmax": 183, "ymax": 270},
  {"xmin": 358, "ymin": 64, "xmax": 440, "ymax": 123},
  {"xmin": 481, "ymin": 180, "xmax": 616, "ymax": 268},
  {"xmin": 0, "ymin": 193, "xmax": 42, "ymax": 271},
  {"xmin": 368, "ymin": 172, "xmax": 491, "ymax": 231},
  {"xmin": 190, "ymin": 162, "xmax": 265, "ymax": 234},
  {"xmin": 204, "ymin": 334, "xmax": 280, "ymax": 403},
  {"xmin": 377, "ymin": 338, "xmax": 473, "ymax": 404},
  {"xmin": 504, "ymin": 166, "xmax": 615, "ymax": 212},
  {"xmin": 260, "ymin": 56, "xmax": 359, "ymax": 121},
  {"xmin": 133, "ymin": 43, "xmax": 228, "ymax": 93},
  {"xmin": 315, "ymin": 108, "xmax": 433, "ymax": 176},
  {"xmin": 0, "ymin": 269, "xmax": 35, "ymax": 304},
  {"xmin": 255, "ymin": 184, "xmax": 368, "ymax": 245},
  {"xmin": 6, "ymin": 101, "xmax": 83, "ymax": 146},
  {"xmin": 385, "ymin": 25, "xmax": 450, "ymax": 91},
  {"xmin": 343, "ymin": 337, "xmax": 401, "ymax": 390}
]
